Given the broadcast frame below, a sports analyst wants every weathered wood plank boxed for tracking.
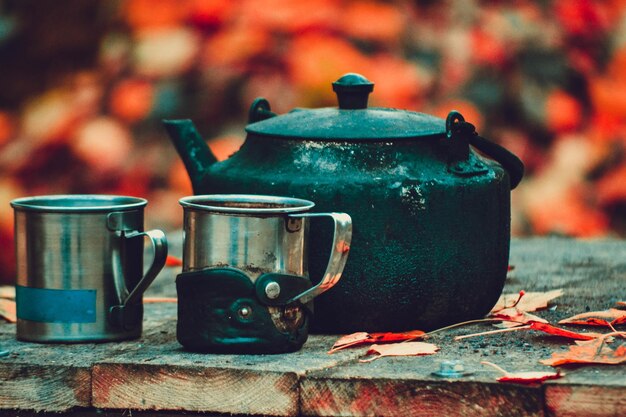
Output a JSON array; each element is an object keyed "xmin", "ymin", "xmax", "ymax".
[
  {"xmin": 0, "ymin": 238, "xmax": 624, "ymax": 416},
  {"xmin": 301, "ymin": 377, "xmax": 544, "ymax": 417},
  {"xmin": 91, "ymin": 329, "xmax": 361, "ymax": 416},
  {"xmin": 301, "ymin": 238, "xmax": 626, "ymax": 417},
  {"xmin": 545, "ymin": 385, "xmax": 626, "ymax": 417},
  {"xmin": 0, "ymin": 253, "xmax": 178, "ymax": 413},
  {"xmin": 93, "ymin": 362, "xmax": 298, "ymax": 415},
  {"xmin": 0, "ymin": 310, "xmax": 175, "ymax": 413},
  {"xmin": 0, "ymin": 335, "xmax": 97, "ymax": 412},
  {"xmin": 507, "ymin": 238, "xmax": 626, "ymax": 305},
  {"xmin": 301, "ymin": 331, "xmax": 548, "ymax": 417},
  {"xmin": 0, "ymin": 410, "xmax": 226, "ymax": 417},
  {"xmin": 544, "ymin": 366, "xmax": 626, "ymax": 417},
  {"xmin": 510, "ymin": 239, "xmax": 626, "ymax": 416},
  {"xmin": 0, "ymin": 362, "xmax": 90, "ymax": 412}
]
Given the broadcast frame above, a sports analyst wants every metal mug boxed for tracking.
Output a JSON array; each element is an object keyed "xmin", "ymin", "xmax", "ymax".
[
  {"xmin": 176, "ymin": 194, "xmax": 352, "ymax": 353},
  {"xmin": 11, "ymin": 195, "xmax": 168, "ymax": 343}
]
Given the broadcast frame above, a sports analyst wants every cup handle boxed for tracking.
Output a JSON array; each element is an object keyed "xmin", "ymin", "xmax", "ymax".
[
  {"xmin": 109, "ymin": 229, "xmax": 168, "ymax": 328},
  {"xmin": 286, "ymin": 213, "xmax": 352, "ymax": 305},
  {"xmin": 124, "ymin": 229, "xmax": 168, "ymax": 306}
]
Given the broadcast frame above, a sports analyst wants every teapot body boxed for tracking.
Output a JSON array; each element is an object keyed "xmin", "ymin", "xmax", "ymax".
[
  {"xmin": 194, "ymin": 134, "xmax": 510, "ymax": 332},
  {"xmin": 165, "ymin": 73, "xmax": 522, "ymax": 333}
]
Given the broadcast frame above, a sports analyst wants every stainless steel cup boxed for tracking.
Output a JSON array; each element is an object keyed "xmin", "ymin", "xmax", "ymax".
[
  {"xmin": 176, "ymin": 194, "xmax": 352, "ymax": 352},
  {"xmin": 11, "ymin": 195, "xmax": 168, "ymax": 343}
]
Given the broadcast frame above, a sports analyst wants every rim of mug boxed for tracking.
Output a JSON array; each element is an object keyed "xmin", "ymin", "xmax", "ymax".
[
  {"xmin": 179, "ymin": 194, "xmax": 315, "ymax": 214},
  {"xmin": 10, "ymin": 194, "xmax": 147, "ymax": 212}
]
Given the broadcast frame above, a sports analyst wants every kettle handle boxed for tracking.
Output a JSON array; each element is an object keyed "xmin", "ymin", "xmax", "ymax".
[
  {"xmin": 248, "ymin": 98, "xmax": 277, "ymax": 123},
  {"xmin": 446, "ymin": 111, "xmax": 525, "ymax": 189}
]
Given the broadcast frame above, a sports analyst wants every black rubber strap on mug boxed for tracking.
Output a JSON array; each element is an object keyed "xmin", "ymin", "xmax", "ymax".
[{"xmin": 176, "ymin": 267, "xmax": 309, "ymax": 354}]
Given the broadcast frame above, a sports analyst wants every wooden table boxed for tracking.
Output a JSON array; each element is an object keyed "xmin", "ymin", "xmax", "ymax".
[{"xmin": 1, "ymin": 238, "xmax": 625, "ymax": 417}]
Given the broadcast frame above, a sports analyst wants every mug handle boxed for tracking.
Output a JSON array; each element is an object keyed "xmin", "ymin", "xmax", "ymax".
[
  {"xmin": 285, "ymin": 212, "xmax": 352, "ymax": 305},
  {"xmin": 109, "ymin": 229, "xmax": 168, "ymax": 328},
  {"xmin": 123, "ymin": 229, "xmax": 168, "ymax": 306}
]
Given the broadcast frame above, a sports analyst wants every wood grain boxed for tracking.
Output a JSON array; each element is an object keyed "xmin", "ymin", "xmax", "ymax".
[
  {"xmin": 92, "ymin": 363, "xmax": 299, "ymax": 416},
  {"xmin": 0, "ymin": 363, "xmax": 90, "ymax": 412},
  {"xmin": 545, "ymin": 385, "xmax": 626, "ymax": 417},
  {"xmin": 544, "ymin": 368, "xmax": 626, "ymax": 417},
  {"xmin": 90, "ymin": 331, "xmax": 357, "ymax": 416},
  {"xmin": 301, "ymin": 377, "xmax": 544, "ymax": 417},
  {"xmin": 0, "ymin": 324, "xmax": 153, "ymax": 412}
]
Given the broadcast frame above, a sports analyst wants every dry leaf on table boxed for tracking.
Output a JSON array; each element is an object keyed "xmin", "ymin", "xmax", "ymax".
[
  {"xmin": 482, "ymin": 361, "xmax": 562, "ymax": 384},
  {"xmin": 491, "ymin": 289, "xmax": 564, "ymax": 313},
  {"xmin": 0, "ymin": 298, "xmax": 16, "ymax": 323},
  {"xmin": 0, "ymin": 286, "xmax": 15, "ymax": 300},
  {"xmin": 559, "ymin": 309, "xmax": 626, "ymax": 327},
  {"xmin": 529, "ymin": 322, "xmax": 604, "ymax": 341},
  {"xmin": 359, "ymin": 341, "xmax": 439, "ymax": 362},
  {"xmin": 540, "ymin": 335, "xmax": 626, "ymax": 366},
  {"xmin": 489, "ymin": 307, "xmax": 548, "ymax": 328},
  {"xmin": 328, "ymin": 330, "xmax": 425, "ymax": 354},
  {"xmin": 488, "ymin": 289, "xmax": 562, "ymax": 328}
]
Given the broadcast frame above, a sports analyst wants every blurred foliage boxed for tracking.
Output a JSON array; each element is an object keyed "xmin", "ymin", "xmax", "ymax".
[{"xmin": 2, "ymin": 0, "xmax": 626, "ymax": 281}]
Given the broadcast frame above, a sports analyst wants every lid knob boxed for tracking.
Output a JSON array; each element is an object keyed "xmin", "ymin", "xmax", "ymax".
[{"xmin": 332, "ymin": 73, "xmax": 374, "ymax": 110}]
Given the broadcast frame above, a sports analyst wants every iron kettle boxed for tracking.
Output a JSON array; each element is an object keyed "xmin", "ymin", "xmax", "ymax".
[{"xmin": 163, "ymin": 73, "xmax": 524, "ymax": 333}]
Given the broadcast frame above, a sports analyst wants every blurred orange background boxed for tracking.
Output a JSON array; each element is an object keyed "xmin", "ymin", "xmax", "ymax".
[{"xmin": 2, "ymin": 0, "xmax": 626, "ymax": 282}]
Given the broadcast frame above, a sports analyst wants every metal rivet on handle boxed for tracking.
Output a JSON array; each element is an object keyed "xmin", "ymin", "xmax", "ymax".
[
  {"xmin": 265, "ymin": 281, "xmax": 281, "ymax": 299},
  {"xmin": 286, "ymin": 217, "xmax": 302, "ymax": 232},
  {"xmin": 238, "ymin": 306, "xmax": 252, "ymax": 318}
]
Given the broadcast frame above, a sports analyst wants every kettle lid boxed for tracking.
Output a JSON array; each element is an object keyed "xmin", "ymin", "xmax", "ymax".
[{"xmin": 245, "ymin": 73, "xmax": 446, "ymax": 140}]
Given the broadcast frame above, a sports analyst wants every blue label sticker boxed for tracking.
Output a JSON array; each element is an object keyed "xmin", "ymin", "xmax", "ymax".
[{"xmin": 16, "ymin": 285, "xmax": 97, "ymax": 323}]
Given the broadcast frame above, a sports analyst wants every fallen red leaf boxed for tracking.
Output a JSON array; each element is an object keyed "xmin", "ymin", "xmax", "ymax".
[
  {"xmin": 529, "ymin": 322, "xmax": 602, "ymax": 341},
  {"xmin": 165, "ymin": 255, "xmax": 184, "ymax": 267},
  {"xmin": 497, "ymin": 372, "xmax": 562, "ymax": 384},
  {"xmin": 482, "ymin": 361, "xmax": 562, "ymax": 384},
  {"xmin": 490, "ymin": 307, "xmax": 548, "ymax": 326},
  {"xmin": 328, "ymin": 330, "xmax": 425, "ymax": 354},
  {"xmin": 371, "ymin": 330, "xmax": 426, "ymax": 343},
  {"xmin": 540, "ymin": 335, "xmax": 626, "ymax": 366},
  {"xmin": 558, "ymin": 309, "xmax": 626, "ymax": 327},
  {"xmin": 360, "ymin": 342, "xmax": 439, "ymax": 362},
  {"xmin": 617, "ymin": 301, "xmax": 626, "ymax": 307},
  {"xmin": 457, "ymin": 322, "xmax": 607, "ymax": 342}
]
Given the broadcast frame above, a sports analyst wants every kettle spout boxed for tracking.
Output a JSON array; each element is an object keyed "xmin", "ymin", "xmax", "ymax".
[{"xmin": 163, "ymin": 119, "xmax": 218, "ymax": 194}]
